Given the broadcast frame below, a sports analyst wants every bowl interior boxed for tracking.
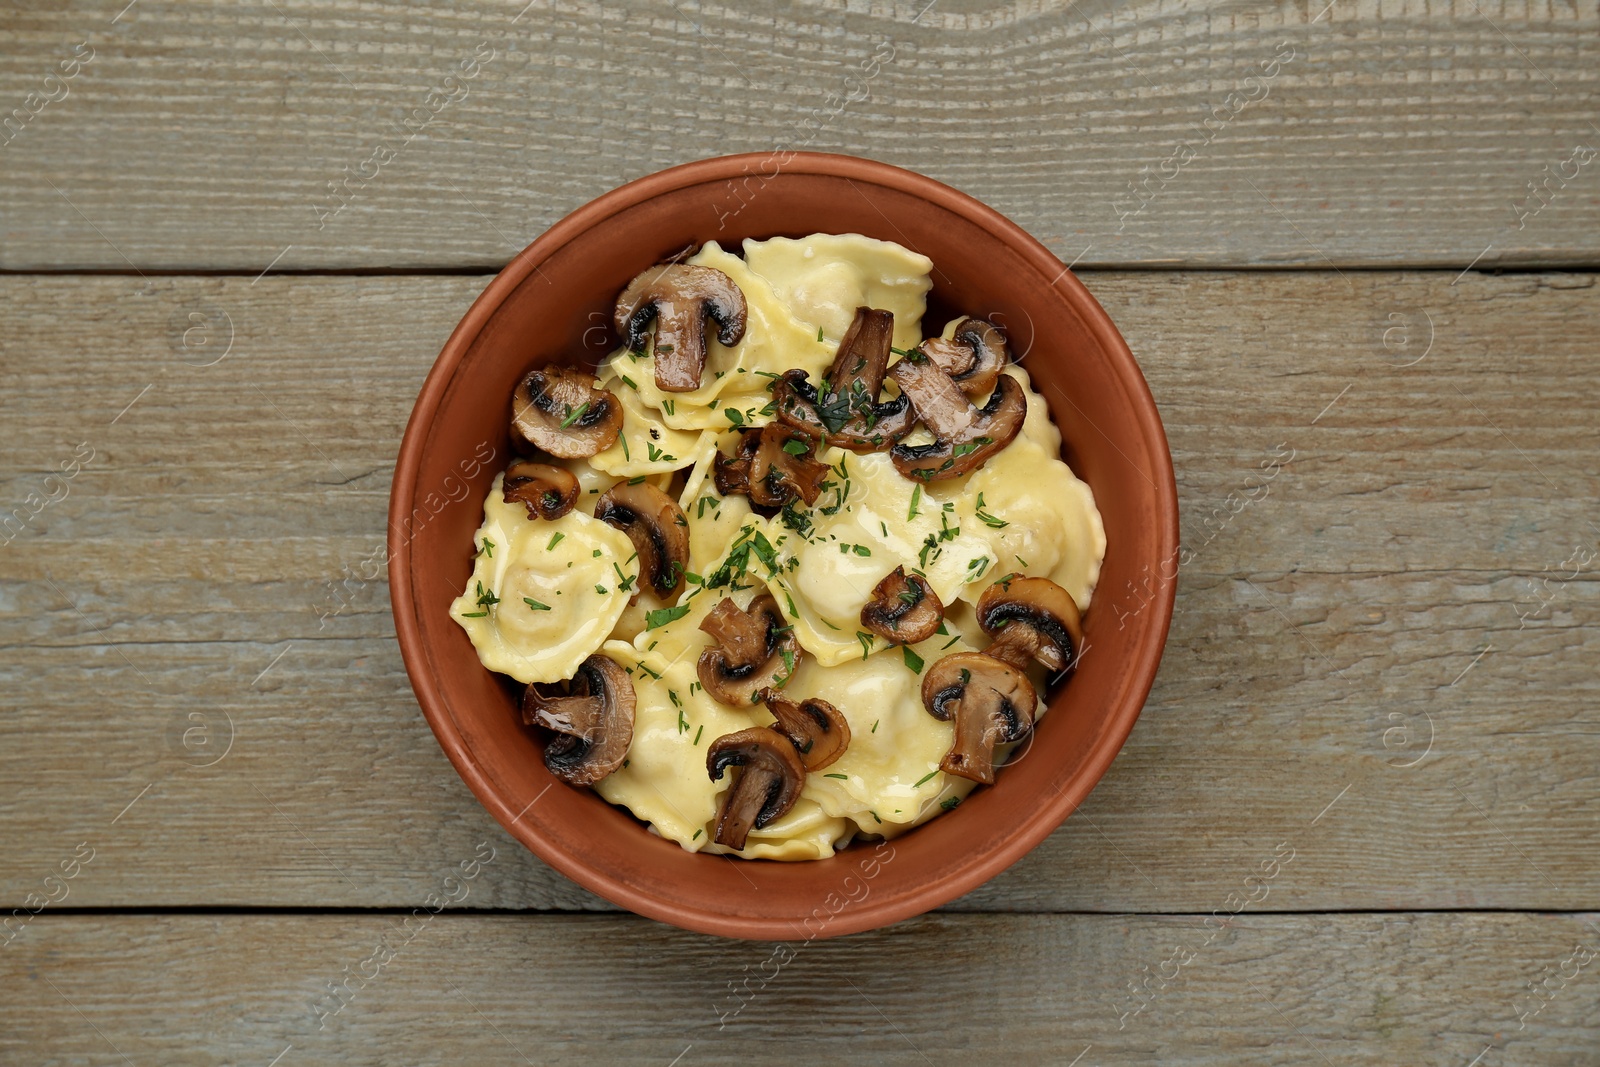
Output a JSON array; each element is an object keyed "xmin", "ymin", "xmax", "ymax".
[{"xmin": 392, "ymin": 155, "xmax": 1176, "ymax": 939}]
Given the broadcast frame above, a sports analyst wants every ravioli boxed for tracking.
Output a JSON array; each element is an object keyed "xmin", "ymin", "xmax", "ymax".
[
  {"xmin": 594, "ymin": 619, "xmax": 853, "ymax": 860},
  {"xmin": 776, "ymin": 629, "xmax": 989, "ymax": 832},
  {"xmin": 766, "ymin": 450, "xmax": 1006, "ymax": 665},
  {"xmin": 590, "ymin": 367, "xmax": 712, "ymax": 478},
  {"xmin": 743, "ymin": 233, "xmax": 933, "ymax": 350},
  {"xmin": 451, "ymin": 474, "xmax": 640, "ymax": 683},
  {"xmin": 456, "ymin": 233, "xmax": 1106, "ymax": 860}
]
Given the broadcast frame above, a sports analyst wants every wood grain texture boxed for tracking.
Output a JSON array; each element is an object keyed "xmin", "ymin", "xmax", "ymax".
[
  {"xmin": 1, "ymin": 0, "xmax": 1597, "ymax": 270},
  {"xmin": 1, "ymin": 269, "xmax": 1596, "ymax": 913},
  {"xmin": 5, "ymin": 912, "xmax": 1600, "ymax": 1064}
]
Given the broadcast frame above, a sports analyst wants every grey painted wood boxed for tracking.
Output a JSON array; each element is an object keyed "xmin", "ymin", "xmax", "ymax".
[
  {"xmin": 4, "ymin": 912, "xmax": 1599, "ymax": 1065},
  {"xmin": 0, "ymin": 1, "xmax": 1597, "ymax": 270}
]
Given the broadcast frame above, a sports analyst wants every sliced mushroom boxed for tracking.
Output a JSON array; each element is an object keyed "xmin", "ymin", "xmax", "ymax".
[
  {"xmin": 976, "ymin": 576, "xmax": 1085, "ymax": 673},
  {"xmin": 501, "ymin": 461, "xmax": 580, "ymax": 520},
  {"xmin": 859, "ymin": 565, "xmax": 944, "ymax": 645},
  {"xmin": 918, "ymin": 317, "xmax": 1008, "ymax": 399},
  {"xmin": 697, "ymin": 594, "xmax": 801, "ymax": 707},
  {"xmin": 759, "ymin": 687, "xmax": 851, "ymax": 771},
  {"xmin": 773, "ymin": 306, "xmax": 916, "ymax": 452},
  {"xmin": 888, "ymin": 357, "xmax": 1027, "ymax": 481},
  {"xmin": 511, "ymin": 367, "xmax": 624, "ymax": 459},
  {"xmin": 614, "ymin": 263, "xmax": 748, "ymax": 392},
  {"xmin": 920, "ymin": 652, "xmax": 1038, "ymax": 784},
  {"xmin": 521, "ymin": 654, "xmax": 636, "ymax": 785},
  {"xmin": 712, "ymin": 428, "xmax": 761, "ymax": 499},
  {"xmin": 594, "ymin": 482, "xmax": 690, "ymax": 599},
  {"xmin": 705, "ymin": 726, "xmax": 807, "ymax": 850}
]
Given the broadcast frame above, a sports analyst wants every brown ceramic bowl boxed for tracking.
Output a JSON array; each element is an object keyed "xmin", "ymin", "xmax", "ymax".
[{"xmin": 390, "ymin": 152, "xmax": 1177, "ymax": 940}]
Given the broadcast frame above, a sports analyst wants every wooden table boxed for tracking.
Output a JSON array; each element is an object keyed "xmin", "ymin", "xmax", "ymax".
[{"xmin": 3, "ymin": 2, "xmax": 1597, "ymax": 1063}]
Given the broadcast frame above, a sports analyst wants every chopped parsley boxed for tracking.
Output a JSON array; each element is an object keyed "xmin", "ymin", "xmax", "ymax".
[
  {"xmin": 940, "ymin": 795, "xmax": 962, "ymax": 811},
  {"xmin": 645, "ymin": 604, "xmax": 691, "ymax": 630},
  {"xmin": 724, "ymin": 407, "xmax": 746, "ymax": 426},
  {"xmin": 781, "ymin": 438, "xmax": 810, "ymax": 456},
  {"xmin": 974, "ymin": 492, "xmax": 1009, "ymax": 529},
  {"xmin": 902, "ymin": 645, "xmax": 924, "ymax": 674}
]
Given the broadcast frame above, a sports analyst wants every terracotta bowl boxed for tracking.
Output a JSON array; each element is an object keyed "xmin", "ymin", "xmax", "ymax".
[{"xmin": 390, "ymin": 152, "xmax": 1177, "ymax": 940}]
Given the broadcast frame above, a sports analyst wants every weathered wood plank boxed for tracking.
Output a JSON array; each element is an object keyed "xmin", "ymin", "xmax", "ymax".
[
  {"xmin": 4, "ymin": 913, "xmax": 1598, "ymax": 1065},
  {"xmin": 0, "ymin": 271, "xmax": 1597, "ymax": 912},
  {"xmin": 1, "ymin": 0, "xmax": 1597, "ymax": 270}
]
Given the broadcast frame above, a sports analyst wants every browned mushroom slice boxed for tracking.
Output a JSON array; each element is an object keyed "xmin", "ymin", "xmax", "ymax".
[
  {"xmin": 705, "ymin": 726, "xmax": 807, "ymax": 850},
  {"xmin": 887, "ymin": 357, "xmax": 1027, "ymax": 481},
  {"xmin": 697, "ymin": 594, "xmax": 801, "ymax": 706},
  {"xmin": 511, "ymin": 367, "xmax": 624, "ymax": 459},
  {"xmin": 748, "ymin": 424, "xmax": 829, "ymax": 508},
  {"xmin": 976, "ymin": 576, "xmax": 1085, "ymax": 672},
  {"xmin": 501, "ymin": 461, "xmax": 580, "ymax": 520},
  {"xmin": 918, "ymin": 317, "xmax": 1008, "ymax": 399},
  {"xmin": 594, "ymin": 482, "xmax": 690, "ymax": 599},
  {"xmin": 920, "ymin": 652, "xmax": 1038, "ymax": 785},
  {"xmin": 521, "ymin": 654, "xmax": 636, "ymax": 785},
  {"xmin": 773, "ymin": 306, "xmax": 916, "ymax": 452},
  {"xmin": 859, "ymin": 565, "xmax": 944, "ymax": 645},
  {"xmin": 712, "ymin": 428, "xmax": 761, "ymax": 498},
  {"xmin": 759, "ymin": 688, "xmax": 851, "ymax": 771},
  {"xmin": 614, "ymin": 263, "xmax": 748, "ymax": 392}
]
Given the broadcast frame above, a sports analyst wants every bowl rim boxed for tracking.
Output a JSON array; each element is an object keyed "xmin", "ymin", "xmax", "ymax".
[{"xmin": 389, "ymin": 151, "xmax": 1179, "ymax": 938}]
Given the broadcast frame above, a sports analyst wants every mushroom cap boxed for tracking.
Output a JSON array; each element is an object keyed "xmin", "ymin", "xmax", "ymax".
[
  {"xmin": 918, "ymin": 317, "xmax": 1008, "ymax": 399},
  {"xmin": 696, "ymin": 594, "xmax": 801, "ymax": 707},
  {"xmin": 705, "ymin": 726, "xmax": 807, "ymax": 850},
  {"xmin": 773, "ymin": 306, "xmax": 917, "ymax": 452},
  {"xmin": 976, "ymin": 576, "xmax": 1085, "ymax": 672},
  {"xmin": 859, "ymin": 565, "xmax": 945, "ymax": 645},
  {"xmin": 759, "ymin": 688, "xmax": 851, "ymax": 771},
  {"xmin": 594, "ymin": 481, "xmax": 690, "ymax": 599},
  {"xmin": 521, "ymin": 654, "xmax": 636, "ymax": 785},
  {"xmin": 920, "ymin": 651, "xmax": 1038, "ymax": 785},
  {"xmin": 614, "ymin": 263, "xmax": 748, "ymax": 393},
  {"xmin": 501, "ymin": 460, "xmax": 580, "ymax": 520},
  {"xmin": 511, "ymin": 367, "xmax": 624, "ymax": 459},
  {"xmin": 888, "ymin": 363, "xmax": 1028, "ymax": 482}
]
